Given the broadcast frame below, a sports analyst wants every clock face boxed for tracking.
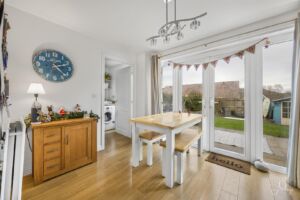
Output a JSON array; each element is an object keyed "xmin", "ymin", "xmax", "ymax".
[{"xmin": 32, "ymin": 49, "xmax": 73, "ymax": 82}]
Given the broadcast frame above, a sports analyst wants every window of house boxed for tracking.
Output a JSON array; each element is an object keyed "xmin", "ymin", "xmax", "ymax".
[{"xmin": 282, "ymin": 101, "xmax": 291, "ymax": 119}]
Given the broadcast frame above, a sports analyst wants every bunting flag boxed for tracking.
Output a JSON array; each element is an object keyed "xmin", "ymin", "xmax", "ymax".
[
  {"xmin": 223, "ymin": 56, "xmax": 231, "ymax": 64},
  {"xmin": 186, "ymin": 64, "xmax": 192, "ymax": 70},
  {"xmin": 211, "ymin": 60, "xmax": 218, "ymax": 67},
  {"xmin": 236, "ymin": 51, "xmax": 244, "ymax": 59},
  {"xmin": 245, "ymin": 45, "xmax": 255, "ymax": 54},
  {"xmin": 203, "ymin": 63, "xmax": 209, "ymax": 69},
  {"xmin": 169, "ymin": 37, "xmax": 268, "ymax": 70},
  {"xmin": 174, "ymin": 63, "xmax": 179, "ymax": 68},
  {"xmin": 265, "ymin": 39, "xmax": 271, "ymax": 48}
]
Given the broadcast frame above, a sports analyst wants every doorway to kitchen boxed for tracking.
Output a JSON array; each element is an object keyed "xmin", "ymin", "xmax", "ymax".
[{"xmin": 101, "ymin": 57, "xmax": 134, "ymax": 150}]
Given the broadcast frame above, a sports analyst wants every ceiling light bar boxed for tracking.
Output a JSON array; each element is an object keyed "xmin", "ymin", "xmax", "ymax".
[{"xmin": 146, "ymin": 0, "xmax": 207, "ymax": 46}]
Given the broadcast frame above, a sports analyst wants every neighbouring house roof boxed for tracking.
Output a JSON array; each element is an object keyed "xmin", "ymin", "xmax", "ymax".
[
  {"xmin": 273, "ymin": 97, "xmax": 291, "ymax": 102},
  {"xmin": 163, "ymin": 81, "xmax": 241, "ymax": 99},
  {"xmin": 162, "ymin": 81, "xmax": 291, "ymax": 101},
  {"xmin": 263, "ymin": 89, "xmax": 291, "ymax": 101}
]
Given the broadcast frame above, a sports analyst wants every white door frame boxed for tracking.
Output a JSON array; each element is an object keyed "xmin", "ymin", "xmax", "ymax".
[
  {"xmin": 172, "ymin": 66, "xmax": 182, "ymax": 112},
  {"xmin": 206, "ymin": 61, "xmax": 251, "ymax": 161},
  {"xmin": 100, "ymin": 55, "xmax": 136, "ymax": 150},
  {"xmin": 160, "ymin": 29, "xmax": 294, "ymax": 171}
]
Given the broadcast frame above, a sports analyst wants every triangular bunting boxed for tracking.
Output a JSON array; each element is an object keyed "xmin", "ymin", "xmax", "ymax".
[
  {"xmin": 245, "ymin": 45, "xmax": 255, "ymax": 54},
  {"xmin": 186, "ymin": 64, "xmax": 192, "ymax": 70},
  {"xmin": 168, "ymin": 38, "xmax": 268, "ymax": 70},
  {"xmin": 236, "ymin": 51, "xmax": 244, "ymax": 59},
  {"xmin": 223, "ymin": 56, "xmax": 231, "ymax": 64},
  {"xmin": 265, "ymin": 39, "xmax": 271, "ymax": 48},
  {"xmin": 211, "ymin": 60, "xmax": 218, "ymax": 67}
]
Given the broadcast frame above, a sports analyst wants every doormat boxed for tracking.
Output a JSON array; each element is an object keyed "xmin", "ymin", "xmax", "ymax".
[{"xmin": 206, "ymin": 153, "xmax": 251, "ymax": 175}]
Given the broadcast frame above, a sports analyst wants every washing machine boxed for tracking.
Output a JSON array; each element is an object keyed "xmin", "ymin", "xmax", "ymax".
[{"xmin": 104, "ymin": 105, "xmax": 116, "ymax": 131}]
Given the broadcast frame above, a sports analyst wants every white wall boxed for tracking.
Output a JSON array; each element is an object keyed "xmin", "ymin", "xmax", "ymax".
[
  {"xmin": 6, "ymin": 6, "xmax": 139, "ymax": 175},
  {"xmin": 135, "ymin": 53, "xmax": 152, "ymax": 117}
]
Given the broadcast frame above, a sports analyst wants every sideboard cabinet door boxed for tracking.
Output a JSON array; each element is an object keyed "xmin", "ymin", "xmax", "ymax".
[{"xmin": 64, "ymin": 123, "xmax": 92, "ymax": 170}]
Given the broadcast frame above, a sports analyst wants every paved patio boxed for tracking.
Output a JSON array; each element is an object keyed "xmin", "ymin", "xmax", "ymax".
[
  {"xmin": 263, "ymin": 135, "xmax": 288, "ymax": 167},
  {"xmin": 215, "ymin": 129, "xmax": 272, "ymax": 154},
  {"xmin": 215, "ymin": 129, "xmax": 288, "ymax": 167}
]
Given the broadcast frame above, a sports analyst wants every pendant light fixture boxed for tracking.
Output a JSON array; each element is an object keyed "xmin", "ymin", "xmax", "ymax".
[{"xmin": 146, "ymin": 0, "xmax": 207, "ymax": 46}]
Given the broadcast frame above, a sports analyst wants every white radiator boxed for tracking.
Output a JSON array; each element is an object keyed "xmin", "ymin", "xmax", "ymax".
[{"xmin": 0, "ymin": 118, "xmax": 26, "ymax": 200}]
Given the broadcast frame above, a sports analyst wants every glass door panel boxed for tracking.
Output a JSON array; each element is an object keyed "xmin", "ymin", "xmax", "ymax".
[
  {"xmin": 182, "ymin": 66, "xmax": 203, "ymax": 131},
  {"xmin": 262, "ymin": 41, "xmax": 293, "ymax": 167},
  {"xmin": 213, "ymin": 57, "xmax": 245, "ymax": 155},
  {"xmin": 162, "ymin": 65, "xmax": 173, "ymax": 112},
  {"xmin": 182, "ymin": 66, "xmax": 203, "ymax": 114}
]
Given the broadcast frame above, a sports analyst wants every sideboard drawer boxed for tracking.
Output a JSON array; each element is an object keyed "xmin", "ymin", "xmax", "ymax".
[
  {"xmin": 44, "ymin": 128, "xmax": 62, "ymax": 144},
  {"xmin": 44, "ymin": 158, "xmax": 62, "ymax": 176},
  {"xmin": 44, "ymin": 143, "xmax": 61, "ymax": 161}
]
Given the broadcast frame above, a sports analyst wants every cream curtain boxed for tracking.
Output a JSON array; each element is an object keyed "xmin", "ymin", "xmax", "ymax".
[
  {"xmin": 287, "ymin": 14, "xmax": 300, "ymax": 188},
  {"xmin": 151, "ymin": 55, "xmax": 162, "ymax": 114}
]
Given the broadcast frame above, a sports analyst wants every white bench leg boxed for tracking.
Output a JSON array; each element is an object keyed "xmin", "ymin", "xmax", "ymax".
[
  {"xmin": 198, "ymin": 137, "xmax": 202, "ymax": 157},
  {"xmin": 161, "ymin": 148, "xmax": 166, "ymax": 177},
  {"xmin": 176, "ymin": 152, "xmax": 184, "ymax": 184},
  {"xmin": 140, "ymin": 141, "xmax": 143, "ymax": 161},
  {"xmin": 147, "ymin": 142, "xmax": 153, "ymax": 166}
]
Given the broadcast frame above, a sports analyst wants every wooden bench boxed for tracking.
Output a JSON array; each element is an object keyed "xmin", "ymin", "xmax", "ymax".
[
  {"xmin": 160, "ymin": 128, "xmax": 202, "ymax": 184},
  {"xmin": 139, "ymin": 131, "xmax": 165, "ymax": 166}
]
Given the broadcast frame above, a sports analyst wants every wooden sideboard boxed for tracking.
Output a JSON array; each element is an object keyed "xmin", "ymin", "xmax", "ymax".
[{"xmin": 32, "ymin": 118, "xmax": 97, "ymax": 184}]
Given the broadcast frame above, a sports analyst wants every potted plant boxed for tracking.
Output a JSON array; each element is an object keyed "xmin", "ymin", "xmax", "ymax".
[{"xmin": 105, "ymin": 72, "xmax": 111, "ymax": 82}]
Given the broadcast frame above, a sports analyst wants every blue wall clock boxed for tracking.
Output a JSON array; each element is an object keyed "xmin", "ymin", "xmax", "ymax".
[{"xmin": 32, "ymin": 49, "xmax": 74, "ymax": 82}]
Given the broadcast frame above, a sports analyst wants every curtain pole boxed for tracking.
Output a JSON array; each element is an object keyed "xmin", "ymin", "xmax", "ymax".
[{"xmin": 159, "ymin": 19, "xmax": 296, "ymax": 59}]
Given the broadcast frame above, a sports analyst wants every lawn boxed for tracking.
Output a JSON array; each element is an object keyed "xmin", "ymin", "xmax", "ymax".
[{"xmin": 215, "ymin": 117, "xmax": 289, "ymax": 138}]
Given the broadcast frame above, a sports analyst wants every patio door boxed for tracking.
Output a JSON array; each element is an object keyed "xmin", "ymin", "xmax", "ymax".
[{"xmin": 207, "ymin": 57, "xmax": 250, "ymax": 161}]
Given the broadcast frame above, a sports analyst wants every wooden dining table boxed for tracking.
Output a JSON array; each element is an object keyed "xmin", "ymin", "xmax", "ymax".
[{"xmin": 130, "ymin": 112, "xmax": 202, "ymax": 188}]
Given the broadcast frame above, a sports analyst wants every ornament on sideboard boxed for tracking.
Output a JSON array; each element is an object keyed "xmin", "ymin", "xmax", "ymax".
[
  {"xmin": 58, "ymin": 107, "xmax": 66, "ymax": 116},
  {"xmin": 37, "ymin": 111, "xmax": 51, "ymax": 123},
  {"xmin": 47, "ymin": 105, "xmax": 54, "ymax": 116},
  {"xmin": 74, "ymin": 104, "xmax": 81, "ymax": 112},
  {"xmin": 89, "ymin": 110, "xmax": 100, "ymax": 121}
]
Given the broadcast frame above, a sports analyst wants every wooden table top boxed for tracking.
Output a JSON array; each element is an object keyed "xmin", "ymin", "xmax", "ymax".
[{"xmin": 130, "ymin": 112, "xmax": 202, "ymax": 129}]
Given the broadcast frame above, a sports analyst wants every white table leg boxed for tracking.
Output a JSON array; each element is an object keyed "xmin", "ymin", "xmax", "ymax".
[
  {"xmin": 198, "ymin": 137, "xmax": 202, "ymax": 157},
  {"xmin": 140, "ymin": 141, "xmax": 143, "ymax": 161},
  {"xmin": 161, "ymin": 148, "xmax": 166, "ymax": 177},
  {"xmin": 176, "ymin": 152, "xmax": 184, "ymax": 184},
  {"xmin": 147, "ymin": 142, "xmax": 153, "ymax": 166},
  {"xmin": 165, "ymin": 130, "xmax": 175, "ymax": 188},
  {"xmin": 131, "ymin": 122, "xmax": 140, "ymax": 167}
]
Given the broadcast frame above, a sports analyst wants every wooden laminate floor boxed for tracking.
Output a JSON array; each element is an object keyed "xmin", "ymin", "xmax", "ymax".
[{"xmin": 23, "ymin": 132, "xmax": 300, "ymax": 200}]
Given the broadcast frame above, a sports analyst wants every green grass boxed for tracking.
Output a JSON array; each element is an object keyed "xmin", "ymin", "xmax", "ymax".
[{"xmin": 215, "ymin": 117, "xmax": 289, "ymax": 138}]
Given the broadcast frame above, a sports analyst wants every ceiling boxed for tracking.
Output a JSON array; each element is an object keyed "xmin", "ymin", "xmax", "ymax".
[{"xmin": 6, "ymin": 0, "xmax": 300, "ymax": 52}]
